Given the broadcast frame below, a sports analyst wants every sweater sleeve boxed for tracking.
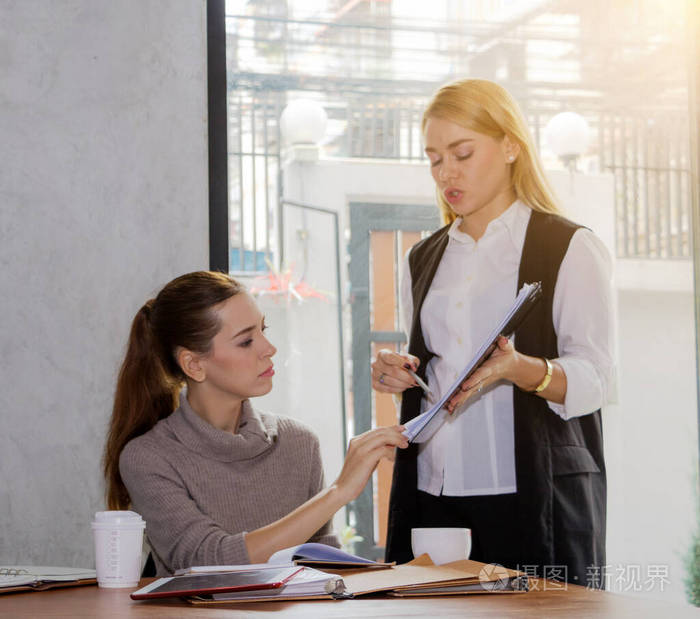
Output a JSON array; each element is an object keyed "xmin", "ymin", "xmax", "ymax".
[
  {"xmin": 305, "ymin": 432, "xmax": 341, "ymax": 548},
  {"xmin": 119, "ymin": 439, "xmax": 250, "ymax": 573}
]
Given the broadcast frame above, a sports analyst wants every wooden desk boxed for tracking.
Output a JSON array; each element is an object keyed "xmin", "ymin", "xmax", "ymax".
[{"xmin": 1, "ymin": 579, "xmax": 698, "ymax": 618}]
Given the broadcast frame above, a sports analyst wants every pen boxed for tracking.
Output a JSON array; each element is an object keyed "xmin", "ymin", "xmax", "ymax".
[{"xmin": 406, "ymin": 368, "xmax": 435, "ymax": 403}]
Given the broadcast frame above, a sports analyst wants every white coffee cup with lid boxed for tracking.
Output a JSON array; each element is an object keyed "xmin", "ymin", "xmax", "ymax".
[
  {"xmin": 92, "ymin": 510, "xmax": 146, "ymax": 588},
  {"xmin": 411, "ymin": 527, "xmax": 472, "ymax": 565}
]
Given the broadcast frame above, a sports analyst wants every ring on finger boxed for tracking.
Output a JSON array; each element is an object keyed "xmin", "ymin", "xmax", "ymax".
[
  {"xmin": 379, "ymin": 373, "xmax": 386, "ymax": 384},
  {"xmin": 476, "ymin": 381, "xmax": 483, "ymax": 393}
]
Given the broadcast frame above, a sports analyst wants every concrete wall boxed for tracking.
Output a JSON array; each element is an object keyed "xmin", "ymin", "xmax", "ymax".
[{"xmin": 0, "ymin": 1, "xmax": 209, "ymax": 567}]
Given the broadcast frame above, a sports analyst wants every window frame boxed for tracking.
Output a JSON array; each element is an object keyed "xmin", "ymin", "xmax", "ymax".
[{"xmin": 207, "ymin": 0, "xmax": 229, "ymax": 271}]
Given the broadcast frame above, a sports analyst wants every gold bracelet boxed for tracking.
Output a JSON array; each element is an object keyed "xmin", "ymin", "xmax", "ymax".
[{"xmin": 533, "ymin": 358, "xmax": 553, "ymax": 393}]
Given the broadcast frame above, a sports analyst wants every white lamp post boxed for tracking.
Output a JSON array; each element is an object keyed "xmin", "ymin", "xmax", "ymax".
[
  {"xmin": 544, "ymin": 111, "xmax": 591, "ymax": 171},
  {"xmin": 280, "ymin": 99, "xmax": 328, "ymax": 162}
]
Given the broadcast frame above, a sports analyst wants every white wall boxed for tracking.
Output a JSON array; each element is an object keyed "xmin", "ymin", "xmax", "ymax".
[
  {"xmin": 550, "ymin": 171, "xmax": 698, "ymax": 602},
  {"xmin": 267, "ymin": 155, "xmax": 435, "ymax": 535},
  {"xmin": 281, "ymin": 154, "xmax": 436, "ymax": 298},
  {"xmin": 607, "ymin": 288, "xmax": 697, "ymax": 601},
  {"xmin": 0, "ymin": 0, "xmax": 209, "ymax": 567}
]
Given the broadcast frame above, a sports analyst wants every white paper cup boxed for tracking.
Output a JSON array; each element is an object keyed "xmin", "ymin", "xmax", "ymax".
[
  {"xmin": 411, "ymin": 527, "xmax": 472, "ymax": 565},
  {"xmin": 92, "ymin": 510, "xmax": 145, "ymax": 588}
]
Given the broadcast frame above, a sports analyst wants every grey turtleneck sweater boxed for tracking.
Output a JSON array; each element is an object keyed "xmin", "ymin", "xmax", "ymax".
[{"xmin": 119, "ymin": 397, "xmax": 339, "ymax": 576}]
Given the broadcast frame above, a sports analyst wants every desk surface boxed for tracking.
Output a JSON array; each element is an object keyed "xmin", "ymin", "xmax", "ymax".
[{"xmin": 1, "ymin": 579, "xmax": 698, "ymax": 618}]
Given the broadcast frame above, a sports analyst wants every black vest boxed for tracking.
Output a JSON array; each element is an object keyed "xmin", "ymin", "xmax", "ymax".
[{"xmin": 385, "ymin": 211, "xmax": 606, "ymax": 581}]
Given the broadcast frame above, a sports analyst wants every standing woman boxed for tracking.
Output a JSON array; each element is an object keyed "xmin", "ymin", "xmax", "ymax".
[
  {"xmin": 372, "ymin": 79, "xmax": 615, "ymax": 586},
  {"xmin": 104, "ymin": 271, "xmax": 407, "ymax": 576}
]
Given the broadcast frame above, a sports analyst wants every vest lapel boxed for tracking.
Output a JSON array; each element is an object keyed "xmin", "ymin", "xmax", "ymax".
[{"xmin": 407, "ymin": 224, "xmax": 451, "ymax": 376}]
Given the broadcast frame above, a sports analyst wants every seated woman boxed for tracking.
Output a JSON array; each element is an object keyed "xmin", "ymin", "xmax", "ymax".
[{"xmin": 103, "ymin": 271, "xmax": 407, "ymax": 576}]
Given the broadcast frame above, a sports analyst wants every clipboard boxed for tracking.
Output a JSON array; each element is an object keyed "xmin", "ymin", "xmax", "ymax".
[{"xmin": 403, "ymin": 281, "xmax": 543, "ymax": 443}]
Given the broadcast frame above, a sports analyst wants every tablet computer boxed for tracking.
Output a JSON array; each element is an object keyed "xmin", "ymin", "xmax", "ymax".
[{"xmin": 131, "ymin": 565, "xmax": 303, "ymax": 600}]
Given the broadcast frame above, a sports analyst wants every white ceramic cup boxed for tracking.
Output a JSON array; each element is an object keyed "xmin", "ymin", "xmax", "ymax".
[
  {"xmin": 92, "ymin": 510, "xmax": 146, "ymax": 588},
  {"xmin": 411, "ymin": 527, "xmax": 472, "ymax": 565}
]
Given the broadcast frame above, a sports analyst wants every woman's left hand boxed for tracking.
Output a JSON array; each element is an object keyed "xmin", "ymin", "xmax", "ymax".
[{"xmin": 445, "ymin": 335, "xmax": 517, "ymax": 414}]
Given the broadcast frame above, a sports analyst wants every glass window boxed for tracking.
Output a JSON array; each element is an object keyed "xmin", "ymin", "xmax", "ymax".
[{"xmin": 209, "ymin": 0, "xmax": 699, "ymax": 603}]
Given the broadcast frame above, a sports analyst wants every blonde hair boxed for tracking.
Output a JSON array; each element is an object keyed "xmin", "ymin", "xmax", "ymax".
[{"xmin": 422, "ymin": 78, "xmax": 561, "ymax": 225}]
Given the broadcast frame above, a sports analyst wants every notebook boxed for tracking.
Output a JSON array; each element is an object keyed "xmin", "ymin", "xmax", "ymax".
[
  {"xmin": 341, "ymin": 555, "xmax": 529, "ymax": 596},
  {"xmin": 192, "ymin": 566, "xmax": 347, "ymax": 602},
  {"xmin": 175, "ymin": 542, "xmax": 392, "ymax": 575},
  {"xmin": 187, "ymin": 556, "xmax": 529, "ymax": 604},
  {"xmin": 0, "ymin": 566, "xmax": 97, "ymax": 594},
  {"xmin": 268, "ymin": 542, "xmax": 394, "ymax": 569}
]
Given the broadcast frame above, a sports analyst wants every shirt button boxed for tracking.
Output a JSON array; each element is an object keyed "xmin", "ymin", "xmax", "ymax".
[
  {"xmin": 456, "ymin": 301, "xmax": 463, "ymax": 308},
  {"xmin": 457, "ymin": 337, "xmax": 463, "ymax": 345},
  {"xmin": 465, "ymin": 276, "xmax": 472, "ymax": 283}
]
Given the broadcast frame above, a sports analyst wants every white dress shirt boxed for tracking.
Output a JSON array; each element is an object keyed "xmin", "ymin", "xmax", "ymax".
[{"xmin": 400, "ymin": 200, "xmax": 616, "ymax": 497}]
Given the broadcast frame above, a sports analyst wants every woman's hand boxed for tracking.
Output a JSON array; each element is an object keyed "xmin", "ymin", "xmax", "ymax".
[
  {"xmin": 371, "ymin": 349, "xmax": 420, "ymax": 394},
  {"xmin": 446, "ymin": 336, "xmax": 518, "ymax": 413},
  {"xmin": 445, "ymin": 336, "xmax": 566, "ymax": 413},
  {"xmin": 244, "ymin": 425, "xmax": 408, "ymax": 563},
  {"xmin": 333, "ymin": 426, "xmax": 409, "ymax": 502}
]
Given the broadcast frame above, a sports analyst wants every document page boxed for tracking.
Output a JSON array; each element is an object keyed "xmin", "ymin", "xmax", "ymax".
[{"xmin": 403, "ymin": 282, "xmax": 542, "ymax": 443}]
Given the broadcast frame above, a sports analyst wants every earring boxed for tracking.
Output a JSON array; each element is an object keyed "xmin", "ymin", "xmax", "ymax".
[{"xmin": 508, "ymin": 155, "xmax": 515, "ymax": 162}]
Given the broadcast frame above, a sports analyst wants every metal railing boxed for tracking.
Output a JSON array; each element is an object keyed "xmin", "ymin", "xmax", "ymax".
[
  {"xmin": 598, "ymin": 114, "xmax": 691, "ymax": 259},
  {"xmin": 223, "ymin": 2, "xmax": 690, "ymax": 268},
  {"xmin": 226, "ymin": 86, "xmax": 692, "ymax": 268},
  {"xmin": 227, "ymin": 90, "xmax": 283, "ymax": 273}
]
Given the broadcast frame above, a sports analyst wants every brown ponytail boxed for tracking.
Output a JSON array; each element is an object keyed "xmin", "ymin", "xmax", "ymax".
[{"xmin": 103, "ymin": 271, "xmax": 243, "ymax": 509}]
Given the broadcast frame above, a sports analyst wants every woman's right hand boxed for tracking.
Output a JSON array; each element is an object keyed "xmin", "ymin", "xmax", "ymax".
[
  {"xmin": 245, "ymin": 425, "xmax": 408, "ymax": 563},
  {"xmin": 333, "ymin": 426, "xmax": 408, "ymax": 503},
  {"xmin": 371, "ymin": 349, "xmax": 420, "ymax": 394}
]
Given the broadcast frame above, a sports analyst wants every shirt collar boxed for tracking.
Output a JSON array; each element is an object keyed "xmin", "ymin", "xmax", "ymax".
[{"xmin": 447, "ymin": 200, "xmax": 531, "ymax": 252}]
